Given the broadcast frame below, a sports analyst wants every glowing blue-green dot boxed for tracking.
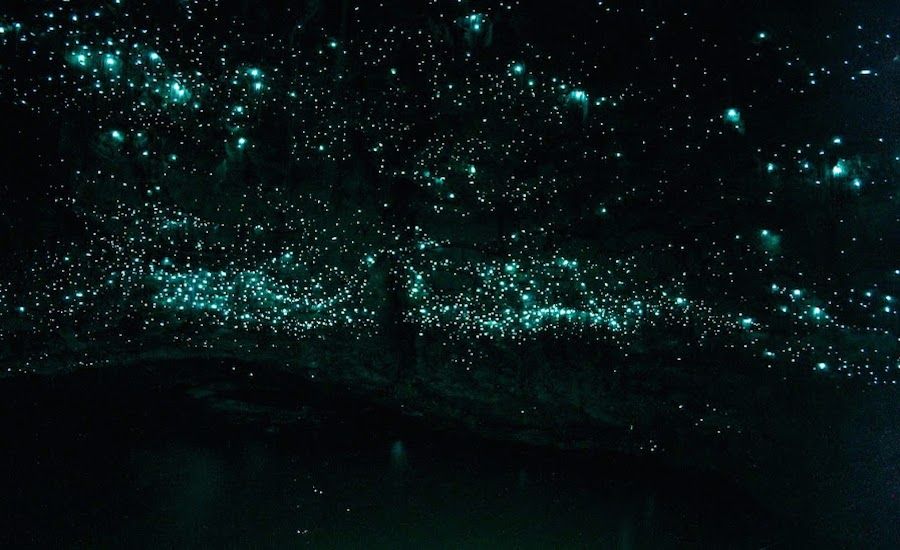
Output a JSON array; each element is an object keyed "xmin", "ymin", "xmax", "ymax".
[
  {"xmin": 569, "ymin": 90, "xmax": 588, "ymax": 103},
  {"xmin": 149, "ymin": 52, "xmax": 160, "ymax": 62},
  {"xmin": 817, "ymin": 362, "xmax": 828, "ymax": 371},
  {"xmin": 512, "ymin": 63, "xmax": 525, "ymax": 75},
  {"xmin": 237, "ymin": 137, "xmax": 247, "ymax": 148},
  {"xmin": 832, "ymin": 160, "xmax": 846, "ymax": 177},
  {"xmin": 766, "ymin": 162, "xmax": 776, "ymax": 173},
  {"xmin": 16, "ymin": 306, "xmax": 25, "ymax": 313},
  {"xmin": 110, "ymin": 130, "xmax": 124, "ymax": 141},
  {"xmin": 724, "ymin": 108, "xmax": 741, "ymax": 124}
]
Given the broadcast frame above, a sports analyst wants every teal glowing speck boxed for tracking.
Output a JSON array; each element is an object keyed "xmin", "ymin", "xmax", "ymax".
[
  {"xmin": 237, "ymin": 137, "xmax": 247, "ymax": 148},
  {"xmin": 760, "ymin": 229, "xmax": 780, "ymax": 250},
  {"xmin": 110, "ymin": 130, "xmax": 124, "ymax": 141},
  {"xmin": 149, "ymin": 52, "xmax": 161, "ymax": 62},
  {"xmin": 253, "ymin": 82, "xmax": 263, "ymax": 91},
  {"xmin": 512, "ymin": 63, "xmax": 525, "ymax": 75},
  {"xmin": 832, "ymin": 136, "xmax": 842, "ymax": 145},
  {"xmin": 766, "ymin": 162, "xmax": 776, "ymax": 173},
  {"xmin": 832, "ymin": 160, "xmax": 846, "ymax": 177},
  {"xmin": 724, "ymin": 108, "xmax": 745, "ymax": 133},
  {"xmin": 569, "ymin": 90, "xmax": 588, "ymax": 103},
  {"xmin": 817, "ymin": 362, "xmax": 828, "ymax": 371},
  {"xmin": 463, "ymin": 14, "xmax": 485, "ymax": 33},
  {"xmin": 757, "ymin": 31, "xmax": 767, "ymax": 40},
  {"xmin": 171, "ymin": 82, "xmax": 186, "ymax": 98}
]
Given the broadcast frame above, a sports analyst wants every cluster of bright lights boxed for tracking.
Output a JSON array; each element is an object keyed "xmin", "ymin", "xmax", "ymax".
[{"xmin": 0, "ymin": 0, "xmax": 897, "ymax": 406}]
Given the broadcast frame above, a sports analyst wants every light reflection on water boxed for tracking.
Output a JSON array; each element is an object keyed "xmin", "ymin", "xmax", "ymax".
[{"xmin": 0, "ymin": 367, "xmax": 793, "ymax": 549}]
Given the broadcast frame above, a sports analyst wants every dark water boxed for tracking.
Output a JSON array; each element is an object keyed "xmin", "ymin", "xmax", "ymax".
[{"xmin": 1, "ymin": 364, "xmax": 813, "ymax": 549}]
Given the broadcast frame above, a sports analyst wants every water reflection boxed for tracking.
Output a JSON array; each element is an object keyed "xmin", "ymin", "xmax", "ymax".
[{"xmin": 0, "ymin": 370, "xmax": 793, "ymax": 549}]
